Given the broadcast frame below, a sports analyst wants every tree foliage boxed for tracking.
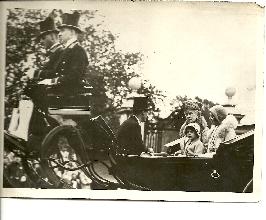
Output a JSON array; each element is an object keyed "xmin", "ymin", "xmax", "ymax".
[
  {"xmin": 5, "ymin": 8, "xmax": 165, "ymax": 130},
  {"xmin": 5, "ymin": 9, "xmax": 216, "ymax": 129}
]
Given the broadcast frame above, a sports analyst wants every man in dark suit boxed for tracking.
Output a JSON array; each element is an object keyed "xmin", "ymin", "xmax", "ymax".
[
  {"xmin": 36, "ymin": 17, "xmax": 63, "ymax": 80},
  {"xmin": 117, "ymin": 97, "xmax": 150, "ymax": 155}
]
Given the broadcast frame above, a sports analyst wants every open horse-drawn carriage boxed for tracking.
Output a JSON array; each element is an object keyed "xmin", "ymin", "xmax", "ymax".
[{"xmin": 4, "ymin": 83, "xmax": 254, "ymax": 192}]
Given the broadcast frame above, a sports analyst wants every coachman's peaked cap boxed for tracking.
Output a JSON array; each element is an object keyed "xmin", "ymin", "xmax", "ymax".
[
  {"xmin": 58, "ymin": 11, "xmax": 82, "ymax": 33},
  {"xmin": 37, "ymin": 17, "xmax": 59, "ymax": 40}
]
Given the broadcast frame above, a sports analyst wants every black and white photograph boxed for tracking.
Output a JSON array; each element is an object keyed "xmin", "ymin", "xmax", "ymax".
[{"xmin": 0, "ymin": 1, "xmax": 264, "ymax": 201}]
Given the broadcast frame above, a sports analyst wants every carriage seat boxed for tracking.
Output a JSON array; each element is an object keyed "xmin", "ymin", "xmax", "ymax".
[{"xmin": 46, "ymin": 83, "xmax": 93, "ymax": 110}]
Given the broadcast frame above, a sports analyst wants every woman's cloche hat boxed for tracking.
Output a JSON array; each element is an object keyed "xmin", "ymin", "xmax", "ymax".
[{"xmin": 210, "ymin": 105, "xmax": 228, "ymax": 124}]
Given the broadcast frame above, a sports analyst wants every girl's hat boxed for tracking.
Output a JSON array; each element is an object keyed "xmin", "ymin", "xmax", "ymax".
[
  {"xmin": 210, "ymin": 105, "xmax": 228, "ymax": 124},
  {"xmin": 185, "ymin": 123, "xmax": 201, "ymax": 137}
]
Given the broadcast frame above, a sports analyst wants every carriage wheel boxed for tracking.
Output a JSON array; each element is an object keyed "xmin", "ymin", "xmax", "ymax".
[
  {"xmin": 22, "ymin": 157, "xmax": 54, "ymax": 188},
  {"xmin": 41, "ymin": 125, "xmax": 92, "ymax": 189},
  {"xmin": 3, "ymin": 147, "xmax": 33, "ymax": 188}
]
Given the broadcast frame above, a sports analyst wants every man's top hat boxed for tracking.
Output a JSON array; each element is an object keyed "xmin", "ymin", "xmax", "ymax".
[
  {"xmin": 37, "ymin": 17, "xmax": 59, "ymax": 40},
  {"xmin": 58, "ymin": 11, "xmax": 82, "ymax": 33},
  {"xmin": 133, "ymin": 96, "xmax": 149, "ymax": 113}
]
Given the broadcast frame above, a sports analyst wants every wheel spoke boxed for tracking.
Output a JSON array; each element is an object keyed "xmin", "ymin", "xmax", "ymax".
[
  {"xmin": 42, "ymin": 131, "xmax": 93, "ymax": 189},
  {"xmin": 46, "ymin": 157, "xmax": 89, "ymax": 171}
]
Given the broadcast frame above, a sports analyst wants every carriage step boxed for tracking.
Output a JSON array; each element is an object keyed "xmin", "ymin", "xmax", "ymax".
[{"xmin": 48, "ymin": 108, "xmax": 91, "ymax": 115}]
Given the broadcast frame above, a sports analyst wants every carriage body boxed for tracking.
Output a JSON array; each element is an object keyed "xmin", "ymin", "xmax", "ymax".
[
  {"xmin": 108, "ymin": 130, "xmax": 254, "ymax": 192},
  {"xmin": 75, "ymin": 116, "xmax": 254, "ymax": 192},
  {"xmin": 4, "ymin": 83, "xmax": 254, "ymax": 192}
]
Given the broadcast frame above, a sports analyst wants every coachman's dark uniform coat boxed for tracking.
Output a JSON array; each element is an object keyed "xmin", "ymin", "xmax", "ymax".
[
  {"xmin": 55, "ymin": 40, "xmax": 88, "ymax": 92},
  {"xmin": 38, "ymin": 43, "xmax": 63, "ymax": 79},
  {"xmin": 28, "ymin": 43, "xmax": 61, "ymax": 148},
  {"xmin": 117, "ymin": 115, "xmax": 146, "ymax": 155},
  {"xmin": 28, "ymin": 17, "xmax": 62, "ymax": 149}
]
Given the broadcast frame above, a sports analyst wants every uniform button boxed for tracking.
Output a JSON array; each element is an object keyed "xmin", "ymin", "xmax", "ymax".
[
  {"xmin": 61, "ymin": 69, "xmax": 64, "ymax": 71},
  {"xmin": 62, "ymin": 61, "xmax": 66, "ymax": 64}
]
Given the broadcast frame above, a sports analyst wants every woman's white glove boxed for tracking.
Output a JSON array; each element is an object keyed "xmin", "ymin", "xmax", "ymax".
[{"xmin": 38, "ymin": 77, "xmax": 58, "ymax": 85}]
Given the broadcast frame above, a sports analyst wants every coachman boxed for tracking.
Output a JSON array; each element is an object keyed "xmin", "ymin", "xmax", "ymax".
[
  {"xmin": 36, "ymin": 16, "xmax": 63, "ymax": 80},
  {"xmin": 53, "ymin": 11, "xmax": 89, "ymax": 93}
]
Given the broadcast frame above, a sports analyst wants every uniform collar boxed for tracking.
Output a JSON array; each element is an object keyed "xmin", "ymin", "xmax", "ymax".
[
  {"xmin": 64, "ymin": 37, "xmax": 78, "ymax": 48},
  {"xmin": 48, "ymin": 42, "xmax": 62, "ymax": 53}
]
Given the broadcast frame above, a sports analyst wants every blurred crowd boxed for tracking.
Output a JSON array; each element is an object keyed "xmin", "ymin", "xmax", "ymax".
[
  {"xmin": 4, "ymin": 150, "xmax": 32, "ymax": 188},
  {"xmin": 3, "ymin": 147, "xmax": 93, "ymax": 189}
]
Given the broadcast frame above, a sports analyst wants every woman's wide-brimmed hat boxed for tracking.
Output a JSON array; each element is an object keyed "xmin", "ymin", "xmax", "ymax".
[
  {"xmin": 37, "ymin": 17, "xmax": 59, "ymax": 41},
  {"xmin": 57, "ymin": 11, "xmax": 83, "ymax": 33},
  {"xmin": 183, "ymin": 100, "xmax": 200, "ymax": 111}
]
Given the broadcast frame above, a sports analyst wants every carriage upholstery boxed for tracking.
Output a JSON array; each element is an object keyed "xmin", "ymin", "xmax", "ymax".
[
  {"xmin": 46, "ymin": 83, "xmax": 93, "ymax": 109},
  {"xmin": 25, "ymin": 83, "xmax": 92, "ymax": 109}
]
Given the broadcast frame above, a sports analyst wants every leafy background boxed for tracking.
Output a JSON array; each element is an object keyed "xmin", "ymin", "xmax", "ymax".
[
  {"xmin": 4, "ymin": 9, "xmax": 216, "ymax": 188},
  {"xmin": 5, "ymin": 9, "xmax": 171, "ymax": 131}
]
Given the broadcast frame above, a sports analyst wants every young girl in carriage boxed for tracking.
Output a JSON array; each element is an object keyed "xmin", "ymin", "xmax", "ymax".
[
  {"xmin": 175, "ymin": 123, "xmax": 205, "ymax": 156},
  {"xmin": 163, "ymin": 100, "xmax": 208, "ymax": 154}
]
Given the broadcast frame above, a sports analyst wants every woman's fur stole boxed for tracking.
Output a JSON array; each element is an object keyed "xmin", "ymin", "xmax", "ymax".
[{"xmin": 207, "ymin": 114, "xmax": 238, "ymax": 151}]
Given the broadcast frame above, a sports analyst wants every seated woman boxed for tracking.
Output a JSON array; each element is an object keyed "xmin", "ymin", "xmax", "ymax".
[
  {"xmin": 207, "ymin": 105, "xmax": 238, "ymax": 153},
  {"xmin": 164, "ymin": 100, "xmax": 208, "ymax": 153},
  {"xmin": 175, "ymin": 123, "xmax": 205, "ymax": 156}
]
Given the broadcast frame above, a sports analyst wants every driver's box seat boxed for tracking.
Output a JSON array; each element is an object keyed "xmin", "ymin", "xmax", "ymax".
[{"xmin": 46, "ymin": 82, "xmax": 93, "ymax": 115}]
